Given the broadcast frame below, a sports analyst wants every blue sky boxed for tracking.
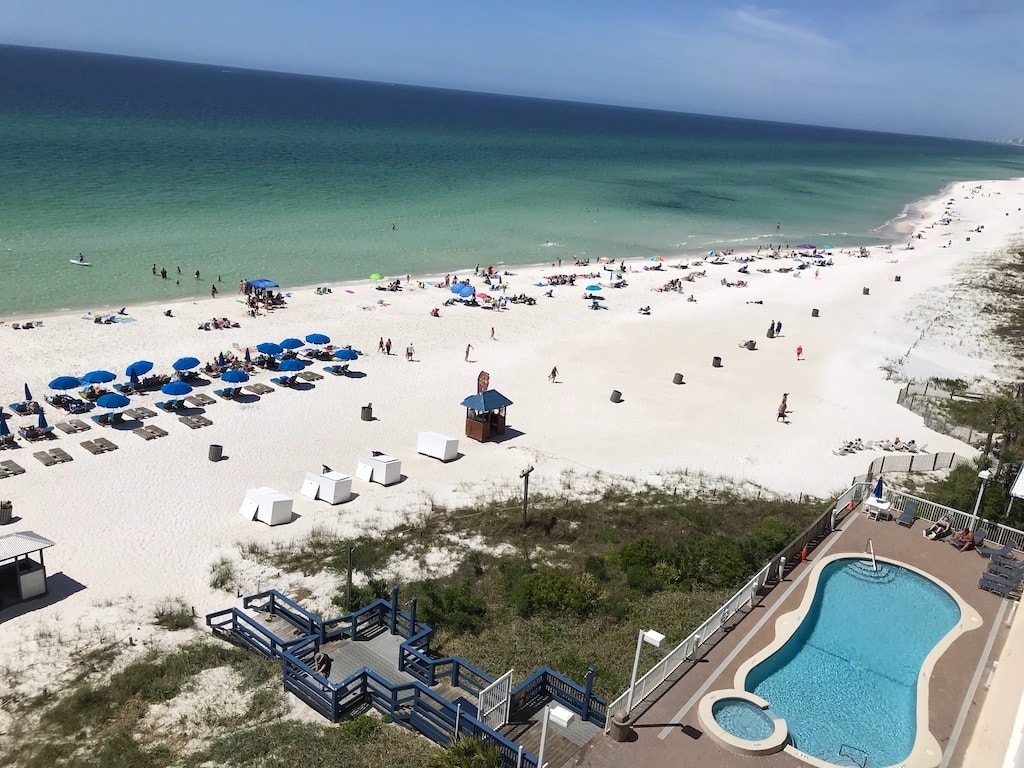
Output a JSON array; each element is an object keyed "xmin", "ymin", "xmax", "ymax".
[{"xmin": 3, "ymin": 0, "xmax": 1022, "ymax": 140}]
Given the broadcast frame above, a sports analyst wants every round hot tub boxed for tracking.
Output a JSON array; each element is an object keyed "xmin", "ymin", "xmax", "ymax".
[{"xmin": 698, "ymin": 690, "xmax": 788, "ymax": 756}]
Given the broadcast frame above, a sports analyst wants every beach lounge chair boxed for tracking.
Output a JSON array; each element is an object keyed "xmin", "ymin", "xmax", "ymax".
[
  {"xmin": 81, "ymin": 440, "xmax": 103, "ymax": 455},
  {"xmin": 69, "ymin": 418, "xmax": 91, "ymax": 432},
  {"xmin": 156, "ymin": 399, "xmax": 182, "ymax": 412},
  {"xmin": 245, "ymin": 383, "xmax": 274, "ymax": 395},
  {"xmin": 50, "ymin": 448, "xmax": 73, "ymax": 463},
  {"xmin": 93, "ymin": 437, "xmax": 118, "ymax": 452},
  {"xmin": 91, "ymin": 413, "xmax": 113, "ymax": 426},
  {"xmin": 185, "ymin": 393, "xmax": 217, "ymax": 407},
  {"xmin": 214, "ymin": 386, "xmax": 241, "ymax": 399},
  {"xmin": 33, "ymin": 450, "xmax": 58, "ymax": 467},
  {"xmin": 0, "ymin": 460, "xmax": 25, "ymax": 477},
  {"xmin": 977, "ymin": 541, "xmax": 1014, "ymax": 559},
  {"xmin": 896, "ymin": 500, "xmax": 918, "ymax": 528},
  {"xmin": 0, "ymin": 434, "xmax": 17, "ymax": 450},
  {"xmin": 146, "ymin": 425, "xmax": 168, "ymax": 438},
  {"xmin": 297, "ymin": 370, "xmax": 323, "ymax": 382},
  {"xmin": 271, "ymin": 375, "xmax": 299, "ymax": 387},
  {"xmin": 134, "ymin": 427, "xmax": 157, "ymax": 440},
  {"xmin": 55, "ymin": 421, "xmax": 75, "ymax": 434},
  {"xmin": 324, "ymin": 364, "xmax": 349, "ymax": 376}
]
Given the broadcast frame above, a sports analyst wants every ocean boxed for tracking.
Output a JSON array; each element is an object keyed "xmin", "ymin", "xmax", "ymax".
[{"xmin": 1, "ymin": 44, "xmax": 1022, "ymax": 317}]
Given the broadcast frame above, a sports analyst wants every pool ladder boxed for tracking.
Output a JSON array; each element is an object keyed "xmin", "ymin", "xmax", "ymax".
[{"xmin": 865, "ymin": 539, "xmax": 877, "ymax": 572}]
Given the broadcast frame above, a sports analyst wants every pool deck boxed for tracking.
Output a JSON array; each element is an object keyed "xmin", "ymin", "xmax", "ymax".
[{"xmin": 567, "ymin": 507, "xmax": 1019, "ymax": 768}]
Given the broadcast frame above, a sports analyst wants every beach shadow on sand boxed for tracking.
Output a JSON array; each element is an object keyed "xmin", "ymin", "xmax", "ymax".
[
  {"xmin": 0, "ymin": 571, "xmax": 86, "ymax": 620},
  {"xmin": 483, "ymin": 427, "xmax": 525, "ymax": 444}
]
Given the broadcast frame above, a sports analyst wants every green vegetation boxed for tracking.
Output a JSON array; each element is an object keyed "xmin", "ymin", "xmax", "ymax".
[
  {"xmin": 247, "ymin": 486, "xmax": 824, "ymax": 696},
  {"xmin": 153, "ymin": 598, "xmax": 195, "ymax": 631},
  {"xmin": 209, "ymin": 556, "xmax": 237, "ymax": 591},
  {"xmin": 430, "ymin": 736, "xmax": 501, "ymax": 768}
]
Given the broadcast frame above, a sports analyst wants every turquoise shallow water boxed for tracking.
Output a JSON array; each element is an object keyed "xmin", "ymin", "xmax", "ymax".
[{"xmin": 2, "ymin": 45, "xmax": 1023, "ymax": 316}]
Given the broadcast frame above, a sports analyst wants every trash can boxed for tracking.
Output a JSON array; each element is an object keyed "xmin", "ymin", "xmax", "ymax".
[
  {"xmin": 767, "ymin": 327, "xmax": 775, "ymax": 338},
  {"xmin": 0, "ymin": 501, "xmax": 11, "ymax": 525},
  {"xmin": 744, "ymin": 340, "xmax": 757, "ymax": 351},
  {"xmin": 862, "ymin": 287, "xmax": 870, "ymax": 295},
  {"xmin": 360, "ymin": 405, "xmax": 373, "ymax": 421},
  {"xmin": 208, "ymin": 444, "xmax": 223, "ymax": 462},
  {"xmin": 811, "ymin": 308, "xmax": 819, "ymax": 318},
  {"xmin": 608, "ymin": 710, "xmax": 633, "ymax": 742},
  {"xmin": 610, "ymin": 390, "xmax": 622, "ymax": 403},
  {"xmin": 712, "ymin": 356, "xmax": 722, "ymax": 368},
  {"xmin": 672, "ymin": 372, "xmax": 684, "ymax": 385},
  {"xmin": 894, "ymin": 275, "xmax": 901, "ymax": 282}
]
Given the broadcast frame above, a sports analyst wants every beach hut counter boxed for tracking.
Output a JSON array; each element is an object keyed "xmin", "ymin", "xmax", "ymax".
[{"xmin": 461, "ymin": 389, "xmax": 512, "ymax": 442}]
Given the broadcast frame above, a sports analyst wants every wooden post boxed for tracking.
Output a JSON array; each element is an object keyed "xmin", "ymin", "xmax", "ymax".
[{"xmin": 520, "ymin": 465, "xmax": 534, "ymax": 526}]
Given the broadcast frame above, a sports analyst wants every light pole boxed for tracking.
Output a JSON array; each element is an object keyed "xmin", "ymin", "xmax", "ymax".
[
  {"xmin": 625, "ymin": 628, "xmax": 665, "ymax": 713},
  {"xmin": 970, "ymin": 469, "xmax": 992, "ymax": 532}
]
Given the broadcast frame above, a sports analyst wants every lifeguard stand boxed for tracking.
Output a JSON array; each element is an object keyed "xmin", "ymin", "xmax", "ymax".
[{"xmin": 461, "ymin": 390, "xmax": 513, "ymax": 442}]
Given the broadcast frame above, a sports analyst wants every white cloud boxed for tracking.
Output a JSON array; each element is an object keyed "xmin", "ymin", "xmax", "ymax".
[{"xmin": 728, "ymin": 7, "xmax": 839, "ymax": 51}]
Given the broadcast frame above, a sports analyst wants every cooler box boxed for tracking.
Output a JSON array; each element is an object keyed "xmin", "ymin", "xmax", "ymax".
[
  {"xmin": 358, "ymin": 454, "xmax": 402, "ymax": 486},
  {"xmin": 417, "ymin": 432, "xmax": 459, "ymax": 462},
  {"xmin": 318, "ymin": 471, "xmax": 352, "ymax": 504}
]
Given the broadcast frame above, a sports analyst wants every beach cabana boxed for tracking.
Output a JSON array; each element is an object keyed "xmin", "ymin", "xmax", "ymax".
[
  {"xmin": 0, "ymin": 529, "xmax": 55, "ymax": 608},
  {"xmin": 461, "ymin": 389, "xmax": 512, "ymax": 442}
]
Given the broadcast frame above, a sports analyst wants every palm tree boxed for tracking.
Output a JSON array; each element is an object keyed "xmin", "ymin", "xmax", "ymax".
[{"xmin": 430, "ymin": 736, "xmax": 502, "ymax": 768}]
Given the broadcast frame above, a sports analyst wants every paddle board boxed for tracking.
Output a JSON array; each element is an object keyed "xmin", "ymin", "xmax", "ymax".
[{"xmin": 70, "ymin": 259, "xmax": 91, "ymax": 267}]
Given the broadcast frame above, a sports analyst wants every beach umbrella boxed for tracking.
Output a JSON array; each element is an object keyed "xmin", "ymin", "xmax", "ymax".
[
  {"xmin": 49, "ymin": 376, "xmax": 81, "ymax": 391},
  {"xmin": 246, "ymin": 278, "xmax": 279, "ymax": 289},
  {"xmin": 278, "ymin": 358, "xmax": 305, "ymax": 372},
  {"xmin": 217, "ymin": 352, "xmax": 227, "ymax": 368},
  {"xmin": 221, "ymin": 369, "xmax": 249, "ymax": 384},
  {"xmin": 280, "ymin": 337, "xmax": 304, "ymax": 350},
  {"xmin": 449, "ymin": 284, "xmax": 463, "ymax": 294},
  {"xmin": 37, "ymin": 410, "xmax": 48, "ymax": 430},
  {"xmin": 126, "ymin": 360, "xmax": 153, "ymax": 378},
  {"xmin": 370, "ymin": 273, "xmax": 383, "ymax": 281},
  {"xmin": 585, "ymin": 284, "xmax": 602, "ymax": 292},
  {"xmin": 172, "ymin": 356, "xmax": 200, "ymax": 371},
  {"xmin": 161, "ymin": 381, "xmax": 192, "ymax": 397},
  {"xmin": 650, "ymin": 255, "xmax": 664, "ymax": 262},
  {"xmin": 477, "ymin": 293, "xmax": 491, "ymax": 302},
  {"xmin": 257, "ymin": 342, "xmax": 284, "ymax": 356},
  {"xmin": 244, "ymin": 347, "xmax": 251, "ymax": 364},
  {"xmin": 873, "ymin": 475, "xmax": 884, "ymax": 500},
  {"xmin": 96, "ymin": 393, "xmax": 130, "ymax": 410},
  {"xmin": 24, "ymin": 383, "xmax": 33, "ymax": 401},
  {"xmin": 334, "ymin": 349, "xmax": 359, "ymax": 361},
  {"xmin": 305, "ymin": 333, "xmax": 330, "ymax": 345},
  {"xmin": 0, "ymin": 417, "xmax": 9, "ymax": 438},
  {"xmin": 81, "ymin": 370, "xmax": 116, "ymax": 384},
  {"xmin": 458, "ymin": 284, "xmax": 476, "ymax": 298}
]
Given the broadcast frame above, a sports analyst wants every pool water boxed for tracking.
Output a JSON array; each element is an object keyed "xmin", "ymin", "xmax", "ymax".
[
  {"xmin": 712, "ymin": 698, "xmax": 775, "ymax": 741},
  {"xmin": 745, "ymin": 559, "xmax": 960, "ymax": 766}
]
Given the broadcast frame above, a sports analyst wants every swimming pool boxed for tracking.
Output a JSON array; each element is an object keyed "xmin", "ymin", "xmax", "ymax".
[{"xmin": 733, "ymin": 554, "xmax": 980, "ymax": 768}]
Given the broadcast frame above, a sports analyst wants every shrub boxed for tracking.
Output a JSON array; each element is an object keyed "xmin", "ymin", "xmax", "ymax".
[{"xmin": 209, "ymin": 557, "xmax": 236, "ymax": 591}]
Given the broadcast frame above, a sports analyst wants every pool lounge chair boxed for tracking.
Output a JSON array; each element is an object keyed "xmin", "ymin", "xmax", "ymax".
[
  {"xmin": 977, "ymin": 541, "xmax": 1015, "ymax": 559},
  {"xmin": 949, "ymin": 532, "xmax": 985, "ymax": 551},
  {"xmin": 896, "ymin": 500, "xmax": 918, "ymax": 528},
  {"xmin": 979, "ymin": 574, "xmax": 1020, "ymax": 598}
]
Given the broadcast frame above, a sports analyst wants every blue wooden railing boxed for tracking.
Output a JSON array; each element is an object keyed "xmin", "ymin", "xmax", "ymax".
[{"xmin": 511, "ymin": 667, "xmax": 607, "ymax": 728}]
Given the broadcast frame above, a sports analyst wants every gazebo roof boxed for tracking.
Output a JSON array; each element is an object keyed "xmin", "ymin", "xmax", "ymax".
[
  {"xmin": 0, "ymin": 530, "xmax": 55, "ymax": 562},
  {"xmin": 461, "ymin": 389, "xmax": 513, "ymax": 411}
]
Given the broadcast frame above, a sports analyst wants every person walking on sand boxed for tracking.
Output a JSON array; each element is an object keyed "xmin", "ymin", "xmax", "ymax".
[
  {"xmin": 465, "ymin": 343, "xmax": 473, "ymax": 362},
  {"xmin": 211, "ymin": 284, "xmax": 218, "ymax": 298},
  {"xmin": 548, "ymin": 366, "xmax": 558, "ymax": 383},
  {"xmin": 378, "ymin": 337, "xmax": 385, "ymax": 353},
  {"xmin": 796, "ymin": 345, "xmax": 804, "ymax": 361},
  {"xmin": 777, "ymin": 393, "xmax": 789, "ymax": 422},
  {"xmin": 775, "ymin": 320, "xmax": 782, "ymax": 336},
  {"xmin": 490, "ymin": 326, "xmax": 495, "ymax": 341},
  {"xmin": 385, "ymin": 338, "xmax": 392, "ymax": 355},
  {"xmin": 406, "ymin": 343, "xmax": 415, "ymax": 362}
]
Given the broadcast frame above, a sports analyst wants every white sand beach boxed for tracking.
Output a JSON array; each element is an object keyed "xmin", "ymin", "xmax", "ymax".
[{"xmin": 0, "ymin": 177, "xmax": 1022, "ymax": 731}]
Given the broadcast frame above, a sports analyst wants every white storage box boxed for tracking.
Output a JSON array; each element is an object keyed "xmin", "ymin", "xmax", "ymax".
[
  {"xmin": 417, "ymin": 432, "xmax": 459, "ymax": 462},
  {"xmin": 358, "ymin": 454, "xmax": 402, "ymax": 486}
]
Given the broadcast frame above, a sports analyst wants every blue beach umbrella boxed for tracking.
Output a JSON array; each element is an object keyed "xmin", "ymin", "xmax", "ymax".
[
  {"xmin": 161, "ymin": 381, "xmax": 192, "ymax": 397},
  {"xmin": 37, "ymin": 410, "xmax": 49, "ymax": 430},
  {"xmin": 244, "ymin": 347, "xmax": 251, "ymax": 364},
  {"xmin": 24, "ymin": 383, "xmax": 33, "ymax": 401},
  {"xmin": 217, "ymin": 352, "xmax": 226, "ymax": 368},
  {"xmin": 49, "ymin": 376, "xmax": 82, "ymax": 391},
  {"xmin": 585, "ymin": 284, "xmax": 602, "ymax": 292},
  {"xmin": 277, "ymin": 358, "xmax": 305, "ymax": 372},
  {"xmin": 449, "ymin": 284, "xmax": 463, "ymax": 295},
  {"xmin": 873, "ymin": 475, "xmax": 884, "ymax": 500},
  {"xmin": 96, "ymin": 393, "xmax": 130, "ymax": 410},
  {"xmin": 458, "ymin": 284, "xmax": 476, "ymax": 298},
  {"xmin": 126, "ymin": 360, "xmax": 153, "ymax": 378},
  {"xmin": 280, "ymin": 337, "xmax": 304, "ymax": 350},
  {"xmin": 172, "ymin": 356, "xmax": 200, "ymax": 371},
  {"xmin": 0, "ymin": 417, "xmax": 9, "ymax": 438},
  {"xmin": 81, "ymin": 370, "xmax": 116, "ymax": 384},
  {"xmin": 333, "ymin": 349, "xmax": 359, "ymax": 361},
  {"xmin": 305, "ymin": 333, "xmax": 330, "ymax": 345},
  {"xmin": 256, "ymin": 342, "xmax": 284, "ymax": 356},
  {"xmin": 221, "ymin": 369, "xmax": 250, "ymax": 384}
]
